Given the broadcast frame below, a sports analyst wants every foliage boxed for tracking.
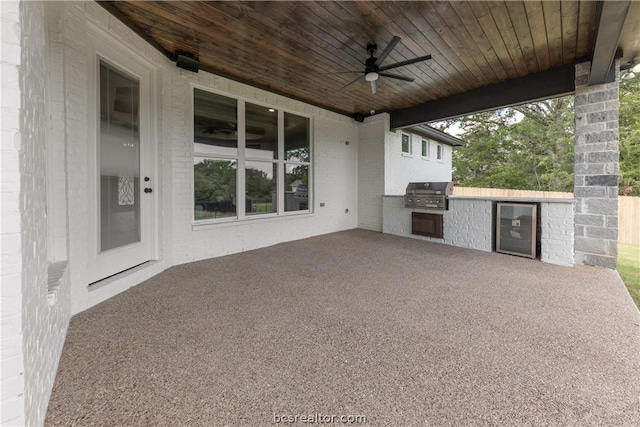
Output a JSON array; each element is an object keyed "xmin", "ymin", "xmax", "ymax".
[
  {"xmin": 444, "ymin": 73, "xmax": 638, "ymax": 194},
  {"xmin": 619, "ymin": 73, "xmax": 640, "ymax": 196},
  {"xmin": 443, "ymin": 97, "xmax": 574, "ymax": 191},
  {"xmin": 194, "ymin": 159, "xmax": 236, "ymax": 202},
  {"xmin": 246, "ymin": 166, "xmax": 274, "ymax": 203}
]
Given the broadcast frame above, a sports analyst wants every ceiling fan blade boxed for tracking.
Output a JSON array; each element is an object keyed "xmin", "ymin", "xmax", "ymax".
[
  {"xmin": 321, "ymin": 70, "xmax": 363, "ymax": 75},
  {"xmin": 379, "ymin": 54, "xmax": 432, "ymax": 72},
  {"xmin": 340, "ymin": 75, "xmax": 364, "ymax": 90},
  {"xmin": 379, "ymin": 72, "xmax": 414, "ymax": 82},
  {"xmin": 374, "ymin": 36, "xmax": 401, "ymax": 67},
  {"xmin": 371, "ymin": 80, "xmax": 377, "ymax": 94}
]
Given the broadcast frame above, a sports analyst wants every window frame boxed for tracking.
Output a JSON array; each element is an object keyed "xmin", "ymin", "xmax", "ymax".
[
  {"xmin": 401, "ymin": 132, "xmax": 412, "ymax": 155},
  {"xmin": 436, "ymin": 143, "xmax": 444, "ymax": 161},
  {"xmin": 191, "ymin": 85, "xmax": 312, "ymax": 225},
  {"xmin": 421, "ymin": 138, "xmax": 430, "ymax": 159}
]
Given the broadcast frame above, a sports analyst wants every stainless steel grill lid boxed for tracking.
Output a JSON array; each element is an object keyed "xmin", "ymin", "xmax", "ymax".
[
  {"xmin": 404, "ymin": 182, "xmax": 453, "ymax": 210},
  {"xmin": 405, "ymin": 182, "xmax": 453, "ymax": 196}
]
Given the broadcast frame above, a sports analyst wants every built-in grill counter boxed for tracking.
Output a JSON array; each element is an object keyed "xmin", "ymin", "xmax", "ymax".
[
  {"xmin": 403, "ymin": 182, "xmax": 453, "ymax": 238},
  {"xmin": 382, "ymin": 191, "xmax": 575, "ymax": 267}
]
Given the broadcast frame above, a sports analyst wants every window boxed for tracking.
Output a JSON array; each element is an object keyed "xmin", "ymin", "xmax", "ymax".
[
  {"xmin": 421, "ymin": 139, "xmax": 430, "ymax": 158},
  {"xmin": 436, "ymin": 144, "xmax": 443, "ymax": 161},
  {"xmin": 284, "ymin": 112, "xmax": 310, "ymax": 212},
  {"xmin": 193, "ymin": 88, "xmax": 311, "ymax": 221},
  {"xmin": 401, "ymin": 133, "xmax": 411, "ymax": 154}
]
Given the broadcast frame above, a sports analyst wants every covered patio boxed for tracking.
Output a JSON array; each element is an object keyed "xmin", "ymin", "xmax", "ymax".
[
  {"xmin": 45, "ymin": 230, "xmax": 640, "ymax": 426},
  {"xmin": 4, "ymin": 1, "xmax": 640, "ymax": 425}
]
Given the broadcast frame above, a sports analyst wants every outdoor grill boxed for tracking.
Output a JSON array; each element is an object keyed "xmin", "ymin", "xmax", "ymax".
[{"xmin": 404, "ymin": 182, "xmax": 453, "ymax": 210}]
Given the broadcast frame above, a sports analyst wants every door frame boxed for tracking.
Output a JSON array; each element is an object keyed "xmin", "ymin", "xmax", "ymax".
[{"xmin": 86, "ymin": 24, "xmax": 158, "ymax": 284}]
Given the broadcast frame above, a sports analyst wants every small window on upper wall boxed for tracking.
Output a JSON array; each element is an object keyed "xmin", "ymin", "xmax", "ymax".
[
  {"xmin": 421, "ymin": 139, "xmax": 430, "ymax": 158},
  {"xmin": 436, "ymin": 144, "xmax": 443, "ymax": 161},
  {"xmin": 401, "ymin": 133, "xmax": 411, "ymax": 154}
]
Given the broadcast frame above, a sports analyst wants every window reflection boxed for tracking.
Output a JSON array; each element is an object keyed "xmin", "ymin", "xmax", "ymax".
[
  {"xmin": 285, "ymin": 164, "xmax": 308, "ymax": 212},
  {"xmin": 246, "ymin": 161, "xmax": 277, "ymax": 215},
  {"xmin": 193, "ymin": 89, "xmax": 238, "ymax": 156},
  {"xmin": 284, "ymin": 112, "xmax": 310, "ymax": 162},
  {"xmin": 246, "ymin": 103, "xmax": 278, "ymax": 160},
  {"xmin": 194, "ymin": 157, "xmax": 237, "ymax": 220}
]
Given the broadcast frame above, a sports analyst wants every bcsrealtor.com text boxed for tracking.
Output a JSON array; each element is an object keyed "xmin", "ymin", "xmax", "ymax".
[{"xmin": 273, "ymin": 413, "xmax": 366, "ymax": 424}]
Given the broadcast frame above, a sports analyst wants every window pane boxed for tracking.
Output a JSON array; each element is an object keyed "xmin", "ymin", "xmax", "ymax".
[
  {"xmin": 284, "ymin": 113, "xmax": 310, "ymax": 161},
  {"xmin": 246, "ymin": 103, "xmax": 278, "ymax": 160},
  {"xmin": 194, "ymin": 89, "xmax": 238, "ymax": 156},
  {"xmin": 421, "ymin": 140, "xmax": 428, "ymax": 157},
  {"xmin": 402, "ymin": 134, "xmax": 410, "ymax": 153},
  {"xmin": 437, "ymin": 144, "xmax": 443, "ymax": 160},
  {"xmin": 246, "ymin": 161, "xmax": 277, "ymax": 215},
  {"xmin": 285, "ymin": 164, "xmax": 309, "ymax": 211},
  {"xmin": 194, "ymin": 157, "xmax": 237, "ymax": 220},
  {"xmin": 99, "ymin": 61, "xmax": 141, "ymax": 252}
]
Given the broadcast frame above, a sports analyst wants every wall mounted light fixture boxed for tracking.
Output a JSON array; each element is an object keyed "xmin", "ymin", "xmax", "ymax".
[{"xmin": 175, "ymin": 52, "xmax": 200, "ymax": 73}]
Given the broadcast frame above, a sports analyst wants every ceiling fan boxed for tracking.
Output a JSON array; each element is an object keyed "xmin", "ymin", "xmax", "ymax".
[{"xmin": 339, "ymin": 36, "xmax": 432, "ymax": 94}]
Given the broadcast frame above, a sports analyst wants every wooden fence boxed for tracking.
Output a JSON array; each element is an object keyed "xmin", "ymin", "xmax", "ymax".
[
  {"xmin": 619, "ymin": 196, "xmax": 640, "ymax": 245},
  {"xmin": 451, "ymin": 187, "xmax": 640, "ymax": 246}
]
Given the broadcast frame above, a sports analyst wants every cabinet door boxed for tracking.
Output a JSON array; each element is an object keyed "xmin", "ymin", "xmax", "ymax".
[{"xmin": 412, "ymin": 212, "xmax": 444, "ymax": 239}]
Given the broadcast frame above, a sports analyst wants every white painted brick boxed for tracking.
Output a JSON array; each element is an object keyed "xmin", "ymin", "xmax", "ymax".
[{"xmin": 1, "ymin": 396, "xmax": 24, "ymax": 425}]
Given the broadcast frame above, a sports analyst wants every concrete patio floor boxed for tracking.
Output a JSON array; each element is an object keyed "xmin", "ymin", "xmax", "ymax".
[{"xmin": 45, "ymin": 229, "xmax": 640, "ymax": 426}]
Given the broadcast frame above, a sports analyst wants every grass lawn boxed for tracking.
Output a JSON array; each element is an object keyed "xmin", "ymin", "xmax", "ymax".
[{"xmin": 618, "ymin": 244, "xmax": 640, "ymax": 310}]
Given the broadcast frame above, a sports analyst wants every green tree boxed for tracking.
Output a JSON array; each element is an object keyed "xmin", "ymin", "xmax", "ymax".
[
  {"xmin": 446, "ymin": 96, "xmax": 575, "ymax": 191},
  {"xmin": 194, "ymin": 159, "xmax": 236, "ymax": 201},
  {"xmin": 446, "ymin": 74, "xmax": 638, "ymax": 194},
  {"xmin": 620, "ymin": 72, "xmax": 640, "ymax": 196}
]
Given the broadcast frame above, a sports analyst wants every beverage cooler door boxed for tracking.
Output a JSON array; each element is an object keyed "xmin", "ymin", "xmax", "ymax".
[{"xmin": 495, "ymin": 203, "xmax": 537, "ymax": 259}]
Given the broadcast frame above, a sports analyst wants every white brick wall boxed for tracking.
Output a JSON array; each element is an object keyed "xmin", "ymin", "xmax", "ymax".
[
  {"xmin": 442, "ymin": 199, "xmax": 494, "ymax": 251},
  {"xmin": 384, "ymin": 131, "xmax": 452, "ymax": 195},
  {"xmin": 357, "ymin": 114, "xmax": 386, "ymax": 231},
  {"xmin": 1, "ymin": 1, "xmax": 25, "ymax": 422},
  {"xmin": 1, "ymin": 1, "xmax": 71, "ymax": 425},
  {"xmin": 541, "ymin": 202, "xmax": 575, "ymax": 267}
]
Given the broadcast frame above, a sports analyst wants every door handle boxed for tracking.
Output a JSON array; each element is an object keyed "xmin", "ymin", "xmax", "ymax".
[{"xmin": 144, "ymin": 188, "xmax": 153, "ymax": 193}]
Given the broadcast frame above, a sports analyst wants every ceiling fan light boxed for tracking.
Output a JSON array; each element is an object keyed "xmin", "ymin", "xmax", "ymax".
[{"xmin": 365, "ymin": 72, "xmax": 379, "ymax": 82}]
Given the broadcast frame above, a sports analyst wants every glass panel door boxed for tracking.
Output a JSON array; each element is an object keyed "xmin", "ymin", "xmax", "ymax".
[{"xmin": 99, "ymin": 61, "xmax": 141, "ymax": 252}]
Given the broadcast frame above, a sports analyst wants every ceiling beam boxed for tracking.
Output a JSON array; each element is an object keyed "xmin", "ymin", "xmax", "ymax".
[
  {"xmin": 589, "ymin": 0, "xmax": 631, "ymax": 85},
  {"xmin": 390, "ymin": 64, "xmax": 576, "ymax": 129}
]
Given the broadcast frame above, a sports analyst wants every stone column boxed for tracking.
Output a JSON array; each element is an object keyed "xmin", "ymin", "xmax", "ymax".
[{"xmin": 573, "ymin": 62, "xmax": 619, "ymax": 269}]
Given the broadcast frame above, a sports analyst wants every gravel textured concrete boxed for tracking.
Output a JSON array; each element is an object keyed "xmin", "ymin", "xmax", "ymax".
[{"xmin": 46, "ymin": 230, "xmax": 640, "ymax": 426}]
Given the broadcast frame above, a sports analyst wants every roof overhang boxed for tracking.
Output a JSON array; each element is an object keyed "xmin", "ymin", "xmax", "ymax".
[
  {"xmin": 390, "ymin": 63, "xmax": 576, "ymax": 129},
  {"xmin": 589, "ymin": 0, "xmax": 631, "ymax": 85},
  {"xmin": 403, "ymin": 125, "xmax": 465, "ymax": 147}
]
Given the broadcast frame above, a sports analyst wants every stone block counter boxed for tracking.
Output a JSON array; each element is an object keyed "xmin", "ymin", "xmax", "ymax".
[{"xmin": 383, "ymin": 195, "xmax": 575, "ymax": 267}]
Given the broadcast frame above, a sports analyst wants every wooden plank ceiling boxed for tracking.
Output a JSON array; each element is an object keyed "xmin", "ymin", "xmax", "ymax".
[{"xmin": 104, "ymin": 1, "xmax": 633, "ymax": 118}]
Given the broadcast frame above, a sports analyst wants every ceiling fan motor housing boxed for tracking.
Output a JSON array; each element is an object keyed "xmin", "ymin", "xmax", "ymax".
[{"xmin": 366, "ymin": 42, "xmax": 377, "ymax": 55}]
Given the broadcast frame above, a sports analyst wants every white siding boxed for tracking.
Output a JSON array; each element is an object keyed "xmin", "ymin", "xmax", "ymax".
[{"xmin": 384, "ymin": 130, "xmax": 453, "ymax": 195}]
